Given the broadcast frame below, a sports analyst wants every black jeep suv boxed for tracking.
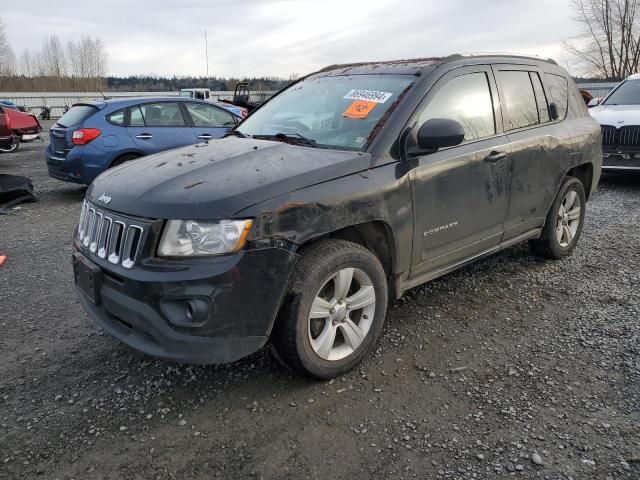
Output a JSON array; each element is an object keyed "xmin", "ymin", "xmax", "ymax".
[{"xmin": 73, "ymin": 54, "xmax": 601, "ymax": 378}]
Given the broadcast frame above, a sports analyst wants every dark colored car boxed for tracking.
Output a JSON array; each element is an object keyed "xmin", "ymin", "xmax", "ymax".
[
  {"xmin": 46, "ymin": 97, "xmax": 241, "ymax": 184},
  {"xmin": 0, "ymin": 106, "xmax": 41, "ymax": 153},
  {"xmin": 73, "ymin": 54, "xmax": 601, "ymax": 379}
]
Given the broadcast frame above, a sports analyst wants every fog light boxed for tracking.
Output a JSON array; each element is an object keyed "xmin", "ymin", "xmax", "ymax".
[
  {"xmin": 160, "ymin": 298, "xmax": 211, "ymax": 327},
  {"xmin": 184, "ymin": 299, "xmax": 209, "ymax": 324}
]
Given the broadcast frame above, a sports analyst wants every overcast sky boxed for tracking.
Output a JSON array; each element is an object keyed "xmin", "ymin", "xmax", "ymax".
[{"xmin": 3, "ymin": 0, "xmax": 580, "ymax": 78}]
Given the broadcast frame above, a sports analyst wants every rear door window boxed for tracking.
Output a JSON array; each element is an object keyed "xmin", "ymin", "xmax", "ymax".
[
  {"xmin": 418, "ymin": 72, "xmax": 496, "ymax": 142},
  {"xmin": 136, "ymin": 102, "xmax": 186, "ymax": 127},
  {"xmin": 530, "ymin": 73, "xmax": 550, "ymax": 123},
  {"xmin": 129, "ymin": 106, "xmax": 145, "ymax": 127},
  {"xmin": 497, "ymin": 71, "xmax": 540, "ymax": 131},
  {"xmin": 57, "ymin": 105, "xmax": 98, "ymax": 128},
  {"xmin": 544, "ymin": 73, "xmax": 569, "ymax": 120},
  {"xmin": 185, "ymin": 103, "xmax": 236, "ymax": 127}
]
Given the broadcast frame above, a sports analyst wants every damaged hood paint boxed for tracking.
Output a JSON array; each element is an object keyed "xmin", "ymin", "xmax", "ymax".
[{"xmin": 87, "ymin": 137, "xmax": 371, "ymax": 219}]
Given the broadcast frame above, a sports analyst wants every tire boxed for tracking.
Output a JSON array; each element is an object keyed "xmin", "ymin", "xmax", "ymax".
[
  {"xmin": 530, "ymin": 176, "xmax": 586, "ymax": 259},
  {"xmin": 0, "ymin": 139, "xmax": 19, "ymax": 153},
  {"xmin": 111, "ymin": 153, "xmax": 140, "ymax": 167},
  {"xmin": 271, "ymin": 240, "xmax": 388, "ymax": 379}
]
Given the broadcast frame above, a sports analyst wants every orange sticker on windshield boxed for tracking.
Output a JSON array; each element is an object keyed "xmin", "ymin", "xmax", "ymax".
[{"xmin": 343, "ymin": 100, "xmax": 377, "ymax": 119}]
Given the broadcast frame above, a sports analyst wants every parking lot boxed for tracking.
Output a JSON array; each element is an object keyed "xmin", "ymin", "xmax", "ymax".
[{"xmin": 0, "ymin": 123, "xmax": 638, "ymax": 479}]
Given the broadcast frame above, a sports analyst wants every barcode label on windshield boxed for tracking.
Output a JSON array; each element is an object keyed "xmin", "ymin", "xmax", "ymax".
[{"xmin": 343, "ymin": 90, "xmax": 393, "ymax": 104}]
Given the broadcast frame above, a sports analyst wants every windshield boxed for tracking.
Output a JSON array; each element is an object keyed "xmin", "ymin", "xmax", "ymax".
[
  {"xmin": 604, "ymin": 79, "xmax": 640, "ymax": 105},
  {"xmin": 179, "ymin": 91, "xmax": 194, "ymax": 98},
  {"xmin": 237, "ymin": 74, "xmax": 413, "ymax": 150}
]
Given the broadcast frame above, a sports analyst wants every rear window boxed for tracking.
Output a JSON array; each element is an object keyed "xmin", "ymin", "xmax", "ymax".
[
  {"xmin": 544, "ymin": 74, "xmax": 569, "ymax": 120},
  {"xmin": 57, "ymin": 105, "xmax": 98, "ymax": 128}
]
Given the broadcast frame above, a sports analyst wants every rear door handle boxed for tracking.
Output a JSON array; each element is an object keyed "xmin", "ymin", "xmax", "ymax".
[
  {"xmin": 197, "ymin": 134, "xmax": 213, "ymax": 140},
  {"xmin": 484, "ymin": 151, "xmax": 507, "ymax": 163},
  {"xmin": 135, "ymin": 134, "xmax": 153, "ymax": 140}
]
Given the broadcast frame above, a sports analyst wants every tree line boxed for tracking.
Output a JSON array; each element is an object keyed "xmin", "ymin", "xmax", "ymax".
[{"xmin": 0, "ymin": 19, "xmax": 107, "ymax": 90}]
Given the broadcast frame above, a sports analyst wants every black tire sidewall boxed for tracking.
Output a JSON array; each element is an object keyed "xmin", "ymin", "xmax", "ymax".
[
  {"xmin": 547, "ymin": 177, "xmax": 587, "ymax": 257},
  {"xmin": 292, "ymin": 246, "xmax": 387, "ymax": 379}
]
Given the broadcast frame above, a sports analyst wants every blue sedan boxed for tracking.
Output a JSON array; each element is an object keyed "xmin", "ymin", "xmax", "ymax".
[{"xmin": 46, "ymin": 97, "xmax": 241, "ymax": 185}]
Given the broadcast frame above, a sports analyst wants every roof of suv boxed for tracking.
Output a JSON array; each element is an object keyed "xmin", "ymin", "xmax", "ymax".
[{"xmin": 319, "ymin": 53, "xmax": 559, "ymax": 76}]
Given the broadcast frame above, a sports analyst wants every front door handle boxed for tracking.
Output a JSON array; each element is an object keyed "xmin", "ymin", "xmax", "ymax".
[
  {"xmin": 197, "ymin": 134, "xmax": 213, "ymax": 140},
  {"xmin": 135, "ymin": 134, "xmax": 153, "ymax": 140},
  {"xmin": 484, "ymin": 151, "xmax": 507, "ymax": 163}
]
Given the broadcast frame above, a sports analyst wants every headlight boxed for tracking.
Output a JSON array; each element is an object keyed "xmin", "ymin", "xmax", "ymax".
[{"xmin": 158, "ymin": 219, "xmax": 253, "ymax": 257}]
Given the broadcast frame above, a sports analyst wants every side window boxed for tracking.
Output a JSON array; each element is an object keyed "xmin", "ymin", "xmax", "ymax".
[
  {"xmin": 129, "ymin": 106, "xmax": 145, "ymax": 127},
  {"xmin": 137, "ymin": 102, "xmax": 186, "ymax": 127},
  {"xmin": 419, "ymin": 72, "xmax": 496, "ymax": 142},
  {"xmin": 530, "ymin": 72, "xmax": 550, "ymax": 123},
  {"xmin": 497, "ymin": 71, "xmax": 540, "ymax": 131},
  {"xmin": 185, "ymin": 103, "xmax": 236, "ymax": 128},
  {"xmin": 544, "ymin": 73, "xmax": 569, "ymax": 120},
  {"xmin": 106, "ymin": 109, "xmax": 126, "ymax": 126}
]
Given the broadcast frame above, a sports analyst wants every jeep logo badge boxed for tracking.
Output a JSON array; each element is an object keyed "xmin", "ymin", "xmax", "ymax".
[{"xmin": 98, "ymin": 193, "xmax": 112, "ymax": 205}]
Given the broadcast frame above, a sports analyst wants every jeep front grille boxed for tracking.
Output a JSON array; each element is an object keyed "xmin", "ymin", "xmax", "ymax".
[{"xmin": 77, "ymin": 201, "xmax": 145, "ymax": 269}]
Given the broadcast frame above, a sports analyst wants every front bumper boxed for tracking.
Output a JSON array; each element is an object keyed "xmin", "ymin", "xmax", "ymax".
[
  {"xmin": 74, "ymin": 243, "xmax": 299, "ymax": 364},
  {"xmin": 602, "ymin": 149, "xmax": 640, "ymax": 171}
]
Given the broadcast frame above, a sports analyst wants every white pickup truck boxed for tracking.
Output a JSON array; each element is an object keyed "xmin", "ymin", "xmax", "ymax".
[{"xmin": 179, "ymin": 88, "xmax": 248, "ymax": 118}]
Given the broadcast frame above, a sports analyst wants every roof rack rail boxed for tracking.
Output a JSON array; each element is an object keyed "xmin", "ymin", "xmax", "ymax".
[{"xmin": 444, "ymin": 52, "xmax": 558, "ymax": 65}]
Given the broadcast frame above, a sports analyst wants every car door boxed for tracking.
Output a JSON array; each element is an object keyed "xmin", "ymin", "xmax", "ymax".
[
  {"xmin": 126, "ymin": 101, "xmax": 197, "ymax": 154},
  {"xmin": 492, "ymin": 66, "xmax": 573, "ymax": 239},
  {"xmin": 183, "ymin": 102, "xmax": 237, "ymax": 141},
  {"xmin": 408, "ymin": 66, "xmax": 512, "ymax": 278}
]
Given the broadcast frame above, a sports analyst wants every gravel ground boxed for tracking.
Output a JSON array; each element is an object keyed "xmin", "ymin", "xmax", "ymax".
[{"xmin": 0, "ymin": 123, "xmax": 638, "ymax": 479}]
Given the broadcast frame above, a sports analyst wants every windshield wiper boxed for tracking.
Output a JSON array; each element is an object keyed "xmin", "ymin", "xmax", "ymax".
[
  {"xmin": 225, "ymin": 129, "xmax": 247, "ymax": 138},
  {"xmin": 255, "ymin": 132, "xmax": 318, "ymax": 148}
]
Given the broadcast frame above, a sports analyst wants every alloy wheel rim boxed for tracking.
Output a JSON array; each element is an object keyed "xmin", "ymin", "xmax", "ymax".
[
  {"xmin": 307, "ymin": 267, "xmax": 376, "ymax": 361},
  {"xmin": 556, "ymin": 190, "xmax": 581, "ymax": 248}
]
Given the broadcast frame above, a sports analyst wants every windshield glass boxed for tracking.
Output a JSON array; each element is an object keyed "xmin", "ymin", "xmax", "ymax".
[
  {"xmin": 237, "ymin": 75, "xmax": 413, "ymax": 150},
  {"xmin": 604, "ymin": 79, "xmax": 640, "ymax": 105}
]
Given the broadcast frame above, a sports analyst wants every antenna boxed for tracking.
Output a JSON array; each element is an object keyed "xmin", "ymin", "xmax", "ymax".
[
  {"xmin": 204, "ymin": 29, "xmax": 209, "ymax": 78},
  {"xmin": 97, "ymin": 87, "xmax": 107, "ymax": 100}
]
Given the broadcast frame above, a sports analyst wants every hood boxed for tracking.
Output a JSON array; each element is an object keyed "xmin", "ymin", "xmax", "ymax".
[
  {"xmin": 589, "ymin": 104, "xmax": 640, "ymax": 126},
  {"xmin": 87, "ymin": 137, "xmax": 371, "ymax": 219}
]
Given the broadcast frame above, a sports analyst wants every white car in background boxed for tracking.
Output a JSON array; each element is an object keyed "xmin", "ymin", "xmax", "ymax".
[{"xmin": 589, "ymin": 74, "xmax": 640, "ymax": 172}]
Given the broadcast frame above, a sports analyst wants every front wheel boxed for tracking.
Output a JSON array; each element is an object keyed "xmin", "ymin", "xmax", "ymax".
[
  {"xmin": 530, "ymin": 176, "xmax": 586, "ymax": 259},
  {"xmin": 0, "ymin": 139, "xmax": 19, "ymax": 153},
  {"xmin": 272, "ymin": 240, "xmax": 388, "ymax": 379}
]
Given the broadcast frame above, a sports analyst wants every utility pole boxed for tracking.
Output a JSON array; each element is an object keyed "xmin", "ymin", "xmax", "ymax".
[{"xmin": 204, "ymin": 29, "xmax": 209, "ymax": 78}]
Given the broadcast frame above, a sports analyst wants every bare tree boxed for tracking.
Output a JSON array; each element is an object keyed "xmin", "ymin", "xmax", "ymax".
[
  {"xmin": 19, "ymin": 49, "xmax": 34, "ymax": 77},
  {"xmin": 41, "ymin": 34, "xmax": 66, "ymax": 77},
  {"xmin": 565, "ymin": 0, "xmax": 640, "ymax": 79},
  {"xmin": 0, "ymin": 17, "xmax": 16, "ymax": 76}
]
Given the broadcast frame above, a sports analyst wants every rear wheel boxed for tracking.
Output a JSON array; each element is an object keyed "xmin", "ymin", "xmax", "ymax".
[
  {"xmin": 271, "ymin": 240, "xmax": 388, "ymax": 379},
  {"xmin": 530, "ymin": 176, "xmax": 586, "ymax": 259}
]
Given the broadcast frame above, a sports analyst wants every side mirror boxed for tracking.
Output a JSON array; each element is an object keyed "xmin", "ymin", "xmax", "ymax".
[
  {"xmin": 587, "ymin": 98, "xmax": 601, "ymax": 108},
  {"xmin": 408, "ymin": 118, "xmax": 465, "ymax": 157},
  {"xmin": 549, "ymin": 102, "xmax": 559, "ymax": 120}
]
